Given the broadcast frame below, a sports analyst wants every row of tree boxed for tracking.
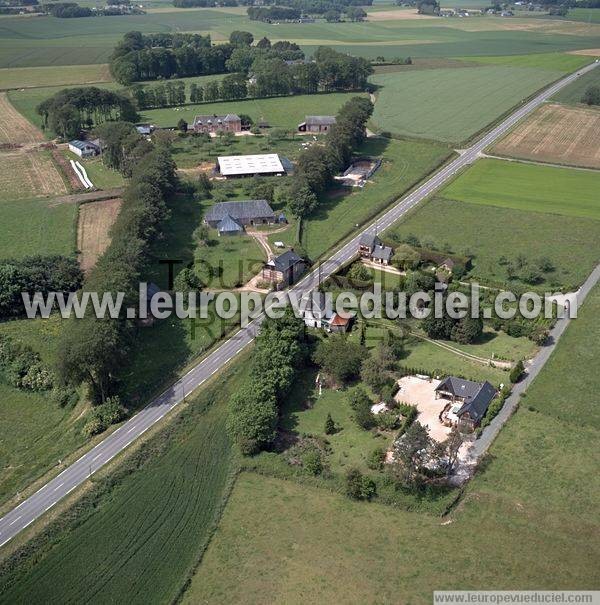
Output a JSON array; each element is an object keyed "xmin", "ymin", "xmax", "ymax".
[
  {"xmin": 0, "ymin": 255, "xmax": 82, "ymax": 319},
  {"xmin": 37, "ymin": 86, "xmax": 138, "ymax": 139},
  {"xmin": 56, "ymin": 131, "xmax": 177, "ymax": 404},
  {"xmin": 226, "ymin": 311, "xmax": 308, "ymax": 454}
]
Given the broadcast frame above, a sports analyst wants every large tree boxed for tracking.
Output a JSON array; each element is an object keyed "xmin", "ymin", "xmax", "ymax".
[{"xmin": 313, "ymin": 335, "xmax": 365, "ymax": 384}]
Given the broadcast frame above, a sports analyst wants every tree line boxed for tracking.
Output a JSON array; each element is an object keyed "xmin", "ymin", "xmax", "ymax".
[
  {"xmin": 37, "ymin": 86, "xmax": 138, "ymax": 139},
  {"xmin": 226, "ymin": 311, "xmax": 308, "ymax": 454},
  {"xmin": 56, "ymin": 127, "xmax": 177, "ymax": 406}
]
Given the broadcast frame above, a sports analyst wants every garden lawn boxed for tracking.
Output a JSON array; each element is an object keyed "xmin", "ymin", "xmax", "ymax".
[
  {"xmin": 0, "ymin": 197, "xmax": 77, "ymax": 260},
  {"xmin": 270, "ymin": 137, "xmax": 452, "ymax": 260},
  {"xmin": 64, "ymin": 152, "xmax": 125, "ymax": 190},
  {"xmin": 177, "ymin": 283, "xmax": 600, "ymax": 604},
  {"xmin": 370, "ymin": 65, "xmax": 565, "ymax": 142},
  {"xmin": 443, "ymin": 159, "xmax": 600, "ymax": 220},
  {"xmin": 0, "ymin": 354, "xmax": 249, "ymax": 605},
  {"xmin": 390, "ymin": 196, "xmax": 600, "ymax": 290}
]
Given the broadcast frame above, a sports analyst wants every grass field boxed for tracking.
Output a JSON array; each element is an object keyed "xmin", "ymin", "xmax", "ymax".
[
  {"xmin": 0, "ymin": 353, "xmax": 249, "ymax": 604},
  {"xmin": 0, "ymin": 317, "xmax": 88, "ymax": 507},
  {"xmin": 462, "ymin": 52, "xmax": 591, "ymax": 71},
  {"xmin": 0, "ymin": 92, "xmax": 43, "ymax": 144},
  {"xmin": 0, "ymin": 63, "xmax": 111, "ymax": 91},
  {"xmin": 1, "ymin": 10, "xmax": 600, "ymax": 69},
  {"xmin": 64, "ymin": 151, "xmax": 125, "ymax": 189},
  {"xmin": 178, "ymin": 283, "xmax": 600, "ymax": 604},
  {"xmin": 0, "ymin": 197, "xmax": 77, "ymax": 260},
  {"xmin": 77, "ymin": 199, "xmax": 122, "ymax": 273},
  {"xmin": 551, "ymin": 65, "xmax": 600, "ymax": 104},
  {"xmin": 370, "ymin": 65, "xmax": 566, "ymax": 142},
  {"xmin": 566, "ymin": 7, "xmax": 600, "ymax": 23},
  {"xmin": 443, "ymin": 158, "xmax": 600, "ymax": 219},
  {"xmin": 141, "ymin": 92, "xmax": 366, "ymax": 131},
  {"xmin": 493, "ymin": 103, "xmax": 600, "ymax": 169},
  {"xmin": 389, "ymin": 195, "xmax": 600, "ymax": 290},
  {"xmin": 269, "ymin": 137, "xmax": 452, "ymax": 260}
]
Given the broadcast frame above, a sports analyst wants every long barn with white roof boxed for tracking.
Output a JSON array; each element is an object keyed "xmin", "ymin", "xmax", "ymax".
[{"xmin": 216, "ymin": 154, "xmax": 286, "ymax": 178}]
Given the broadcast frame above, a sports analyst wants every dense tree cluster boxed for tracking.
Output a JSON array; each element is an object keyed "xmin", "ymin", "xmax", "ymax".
[
  {"xmin": 247, "ymin": 0, "xmax": 372, "ymax": 21},
  {"xmin": 0, "ymin": 256, "xmax": 82, "ymax": 319},
  {"xmin": 40, "ymin": 2, "xmax": 92, "ymax": 17},
  {"xmin": 421, "ymin": 299, "xmax": 484, "ymax": 345},
  {"xmin": 226, "ymin": 311, "xmax": 308, "ymax": 454},
  {"xmin": 0, "ymin": 335, "xmax": 55, "ymax": 392},
  {"xmin": 37, "ymin": 86, "xmax": 138, "ymax": 139},
  {"xmin": 582, "ymin": 85, "xmax": 600, "ymax": 106},
  {"xmin": 56, "ymin": 140, "xmax": 177, "ymax": 404}
]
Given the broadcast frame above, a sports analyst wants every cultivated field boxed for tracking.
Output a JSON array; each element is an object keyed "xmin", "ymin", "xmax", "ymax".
[
  {"xmin": 493, "ymin": 103, "xmax": 600, "ymax": 169},
  {"xmin": 177, "ymin": 285, "xmax": 600, "ymax": 603},
  {"xmin": 0, "ymin": 150, "xmax": 67, "ymax": 200},
  {"xmin": 443, "ymin": 158, "xmax": 600, "ymax": 219},
  {"xmin": 0, "ymin": 354, "xmax": 247, "ymax": 604},
  {"xmin": 0, "ymin": 64, "xmax": 111, "ymax": 91},
  {"xmin": 77, "ymin": 199, "xmax": 123, "ymax": 273},
  {"xmin": 370, "ymin": 65, "xmax": 566, "ymax": 142},
  {"xmin": 0, "ymin": 92, "xmax": 43, "ymax": 145}
]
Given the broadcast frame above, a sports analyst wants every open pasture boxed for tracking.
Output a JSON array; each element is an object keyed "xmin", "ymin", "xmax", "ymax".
[
  {"xmin": 77, "ymin": 199, "xmax": 123, "ymax": 273},
  {"xmin": 370, "ymin": 65, "xmax": 565, "ymax": 143},
  {"xmin": 0, "ymin": 64, "xmax": 111, "ymax": 91},
  {"xmin": 443, "ymin": 158, "xmax": 600, "ymax": 219},
  {"xmin": 493, "ymin": 103, "xmax": 600, "ymax": 169},
  {"xmin": 0, "ymin": 150, "xmax": 67, "ymax": 200}
]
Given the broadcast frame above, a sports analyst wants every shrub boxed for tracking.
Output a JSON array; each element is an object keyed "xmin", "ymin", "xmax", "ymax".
[
  {"xmin": 345, "ymin": 467, "xmax": 376, "ymax": 500},
  {"xmin": 302, "ymin": 449, "xmax": 324, "ymax": 476},
  {"xmin": 509, "ymin": 360, "xmax": 524, "ymax": 384},
  {"xmin": 324, "ymin": 412, "xmax": 335, "ymax": 435},
  {"xmin": 367, "ymin": 446, "xmax": 386, "ymax": 471}
]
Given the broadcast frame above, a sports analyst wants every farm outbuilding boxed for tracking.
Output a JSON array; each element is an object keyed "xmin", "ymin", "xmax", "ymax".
[
  {"xmin": 68, "ymin": 140, "xmax": 101, "ymax": 158},
  {"xmin": 298, "ymin": 115, "xmax": 336, "ymax": 133},
  {"xmin": 216, "ymin": 154, "xmax": 286, "ymax": 178},
  {"xmin": 204, "ymin": 199, "xmax": 277, "ymax": 230}
]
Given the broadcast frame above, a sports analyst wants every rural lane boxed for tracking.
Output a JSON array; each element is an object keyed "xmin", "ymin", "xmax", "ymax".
[{"xmin": 0, "ymin": 61, "xmax": 597, "ymax": 549}]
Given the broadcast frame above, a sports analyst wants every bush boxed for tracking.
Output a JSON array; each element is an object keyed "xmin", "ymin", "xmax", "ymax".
[
  {"xmin": 376, "ymin": 410, "xmax": 401, "ymax": 431},
  {"xmin": 83, "ymin": 417, "xmax": 104, "ymax": 438},
  {"xmin": 324, "ymin": 412, "xmax": 335, "ymax": 435},
  {"xmin": 367, "ymin": 446, "xmax": 386, "ymax": 471},
  {"xmin": 302, "ymin": 449, "xmax": 324, "ymax": 476},
  {"xmin": 509, "ymin": 360, "xmax": 524, "ymax": 384},
  {"xmin": 345, "ymin": 467, "xmax": 376, "ymax": 500},
  {"xmin": 84, "ymin": 396, "xmax": 128, "ymax": 437}
]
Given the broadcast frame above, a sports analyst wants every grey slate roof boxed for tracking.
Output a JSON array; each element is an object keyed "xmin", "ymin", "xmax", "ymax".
[
  {"xmin": 193, "ymin": 113, "xmax": 240, "ymax": 126},
  {"xmin": 436, "ymin": 377, "xmax": 497, "ymax": 423},
  {"xmin": 217, "ymin": 215, "xmax": 243, "ymax": 233},
  {"xmin": 372, "ymin": 245, "xmax": 393, "ymax": 262},
  {"xmin": 359, "ymin": 233, "xmax": 381, "ymax": 250},
  {"xmin": 305, "ymin": 115, "xmax": 336, "ymax": 126},
  {"xmin": 69, "ymin": 139, "xmax": 100, "ymax": 151},
  {"xmin": 204, "ymin": 200, "xmax": 275, "ymax": 223},
  {"xmin": 272, "ymin": 250, "xmax": 302, "ymax": 272}
]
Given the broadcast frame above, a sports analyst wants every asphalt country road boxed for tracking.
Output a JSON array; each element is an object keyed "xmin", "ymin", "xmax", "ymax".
[{"xmin": 0, "ymin": 61, "xmax": 597, "ymax": 549}]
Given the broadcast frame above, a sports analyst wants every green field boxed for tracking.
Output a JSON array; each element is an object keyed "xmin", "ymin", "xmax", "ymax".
[
  {"xmin": 0, "ymin": 354, "xmax": 248, "ymax": 604},
  {"xmin": 0, "ymin": 198, "xmax": 77, "ymax": 261},
  {"xmin": 0, "ymin": 317, "xmax": 89, "ymax": 506},
  {"xmin": 370, "ymin": 65, "xmax": 566, "ymax": 142},
  {"xmin": 0, "ymin": 63, "xmax": 111, "ymax": 91},
  {"xmin": 566, "ymin": 7, "xmax": 600, "ymax": 22},
  {"xmin": 390, "ymin": 196, "xmax": 600, "ymax": 290},
  {"xmin": 269, "ymin": 137, "xmax": 452, "ymax": 260},
  {"xmin": 552, "ymin": 64, "xmax": 600, "ymax": 104},
  {"xmin": 141, "ymin": 92, "xmax": 366, "ymax": 131},
  {"xmin": 462, "ymin": 52, "xmax": 591, "ymax": 72},
  {"xmin": 443, "ymin": 159, "xmax": 600, "ymax": 219},
  {"xmin": 1, "ymin": 10, "xmax": 600, "ymax": 69},
  {"xmin": 177, "ymin": 283, "xmax": 600, "ymax": 604}
]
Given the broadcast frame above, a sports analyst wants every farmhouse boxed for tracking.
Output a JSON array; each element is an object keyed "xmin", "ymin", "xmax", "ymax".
[
  {"xmin": 261, "ymin": 250, "xmax": 305, "ymax": 287},
  {"xmin": 193, "ymin": 114, "xmax": 242, "ymax": 134},
  {"xmin": 204, "ymin": 199, "xmax": 277, "ymax": 232},
  {"xmin": 68, "ymin": 139, "xmax": 101, "ymax": 158},
  {"xmin": 436, "ymin": 376, "xmax": 497, "ymax": 431},
  {"xmin": 298, "ymin": 292, "xmax": 352, "ymax": 332},
  {"xmin": 371, "ymin": 244, "xmax": 393, "ymax": 266},
  {"xmin": 216, "ymin": 154, "xmax": 286, "ymax": 178},
  {"xmin": 298, "ymin": 115, "xmax": 336, "ymax": 133}
]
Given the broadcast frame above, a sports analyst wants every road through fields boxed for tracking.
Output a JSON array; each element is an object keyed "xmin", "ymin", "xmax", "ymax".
[{"xmin": 0, "ymin": 61, "xmax": 597, "ymax": 550}]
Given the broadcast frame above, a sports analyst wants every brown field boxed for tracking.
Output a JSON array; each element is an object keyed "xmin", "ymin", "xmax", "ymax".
[
  {"xmin": 0, "ymin": 150, "xmax": 67, "ymax": 200},
  {"xmin": 77, "ymin": 198, "xmax": 122, "ymax": 272},
  {"xmin": 567, "ymin": 48, "xmax": 600, "ymax": 56},
  {"xmin": 0, "ymin": 92, "xmax": 44, "ymax": 145},
  {"xmin": 493, "ymin": 103, "xmax": 600, "ymax": 169},
  {"xmin": 367, "ymin": 8, "xmax": 437, "ymax": 20}
]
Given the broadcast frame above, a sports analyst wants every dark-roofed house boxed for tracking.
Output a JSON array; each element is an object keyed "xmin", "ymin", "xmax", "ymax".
[
  {"xmin": 371, "ymin": 244, "xmax": 393, "ymax": 266},
  {"xmin": 358, "ymin": 233, "xmax": 381, "ymax": 258},
  {"xmin": 193, "ymin": 114, "xmax": 241, "ymax": 135},
  {"xmin": 436, "ymin": 376, "xmax": 497, "ymax": 431},
  {"xmin": 298, "ymin": 115, "xmax": 336, "ymax": 133},
  {"xmin": 204, "ymin": 200, "xmax": 276, "ymax": 231},
  {"xmin": 262, "ymin": 250, "xmax": 305, "ymax": 287},
  {"xmin": 216, "ymin": 215, "xmax": 244, "ymax": 236}
]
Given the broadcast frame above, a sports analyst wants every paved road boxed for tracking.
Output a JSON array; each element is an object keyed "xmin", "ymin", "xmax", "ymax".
[{"xmin": 0, "ymin": 62, "xmax": 597, "ymax": 549}]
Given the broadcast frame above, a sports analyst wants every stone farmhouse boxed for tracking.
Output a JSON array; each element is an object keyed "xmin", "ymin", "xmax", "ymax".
[{"xmin": 192, "ymin": 113, "xmax": 242, "ymax": 134}]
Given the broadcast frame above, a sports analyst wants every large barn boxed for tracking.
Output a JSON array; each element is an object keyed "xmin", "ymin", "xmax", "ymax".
[
  {"xmin": 216, "ymin": 154, "xmax": 286, "ymax": 178},
  {"xmin": 204, "ymin": 199, "xmax": 277, "ymax": 233}
]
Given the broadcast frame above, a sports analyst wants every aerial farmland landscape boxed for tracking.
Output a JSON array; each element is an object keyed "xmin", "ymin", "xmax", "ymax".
[{"xmin": 0, "ymin": 0, "xmax": 599, "ymax": 602}]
